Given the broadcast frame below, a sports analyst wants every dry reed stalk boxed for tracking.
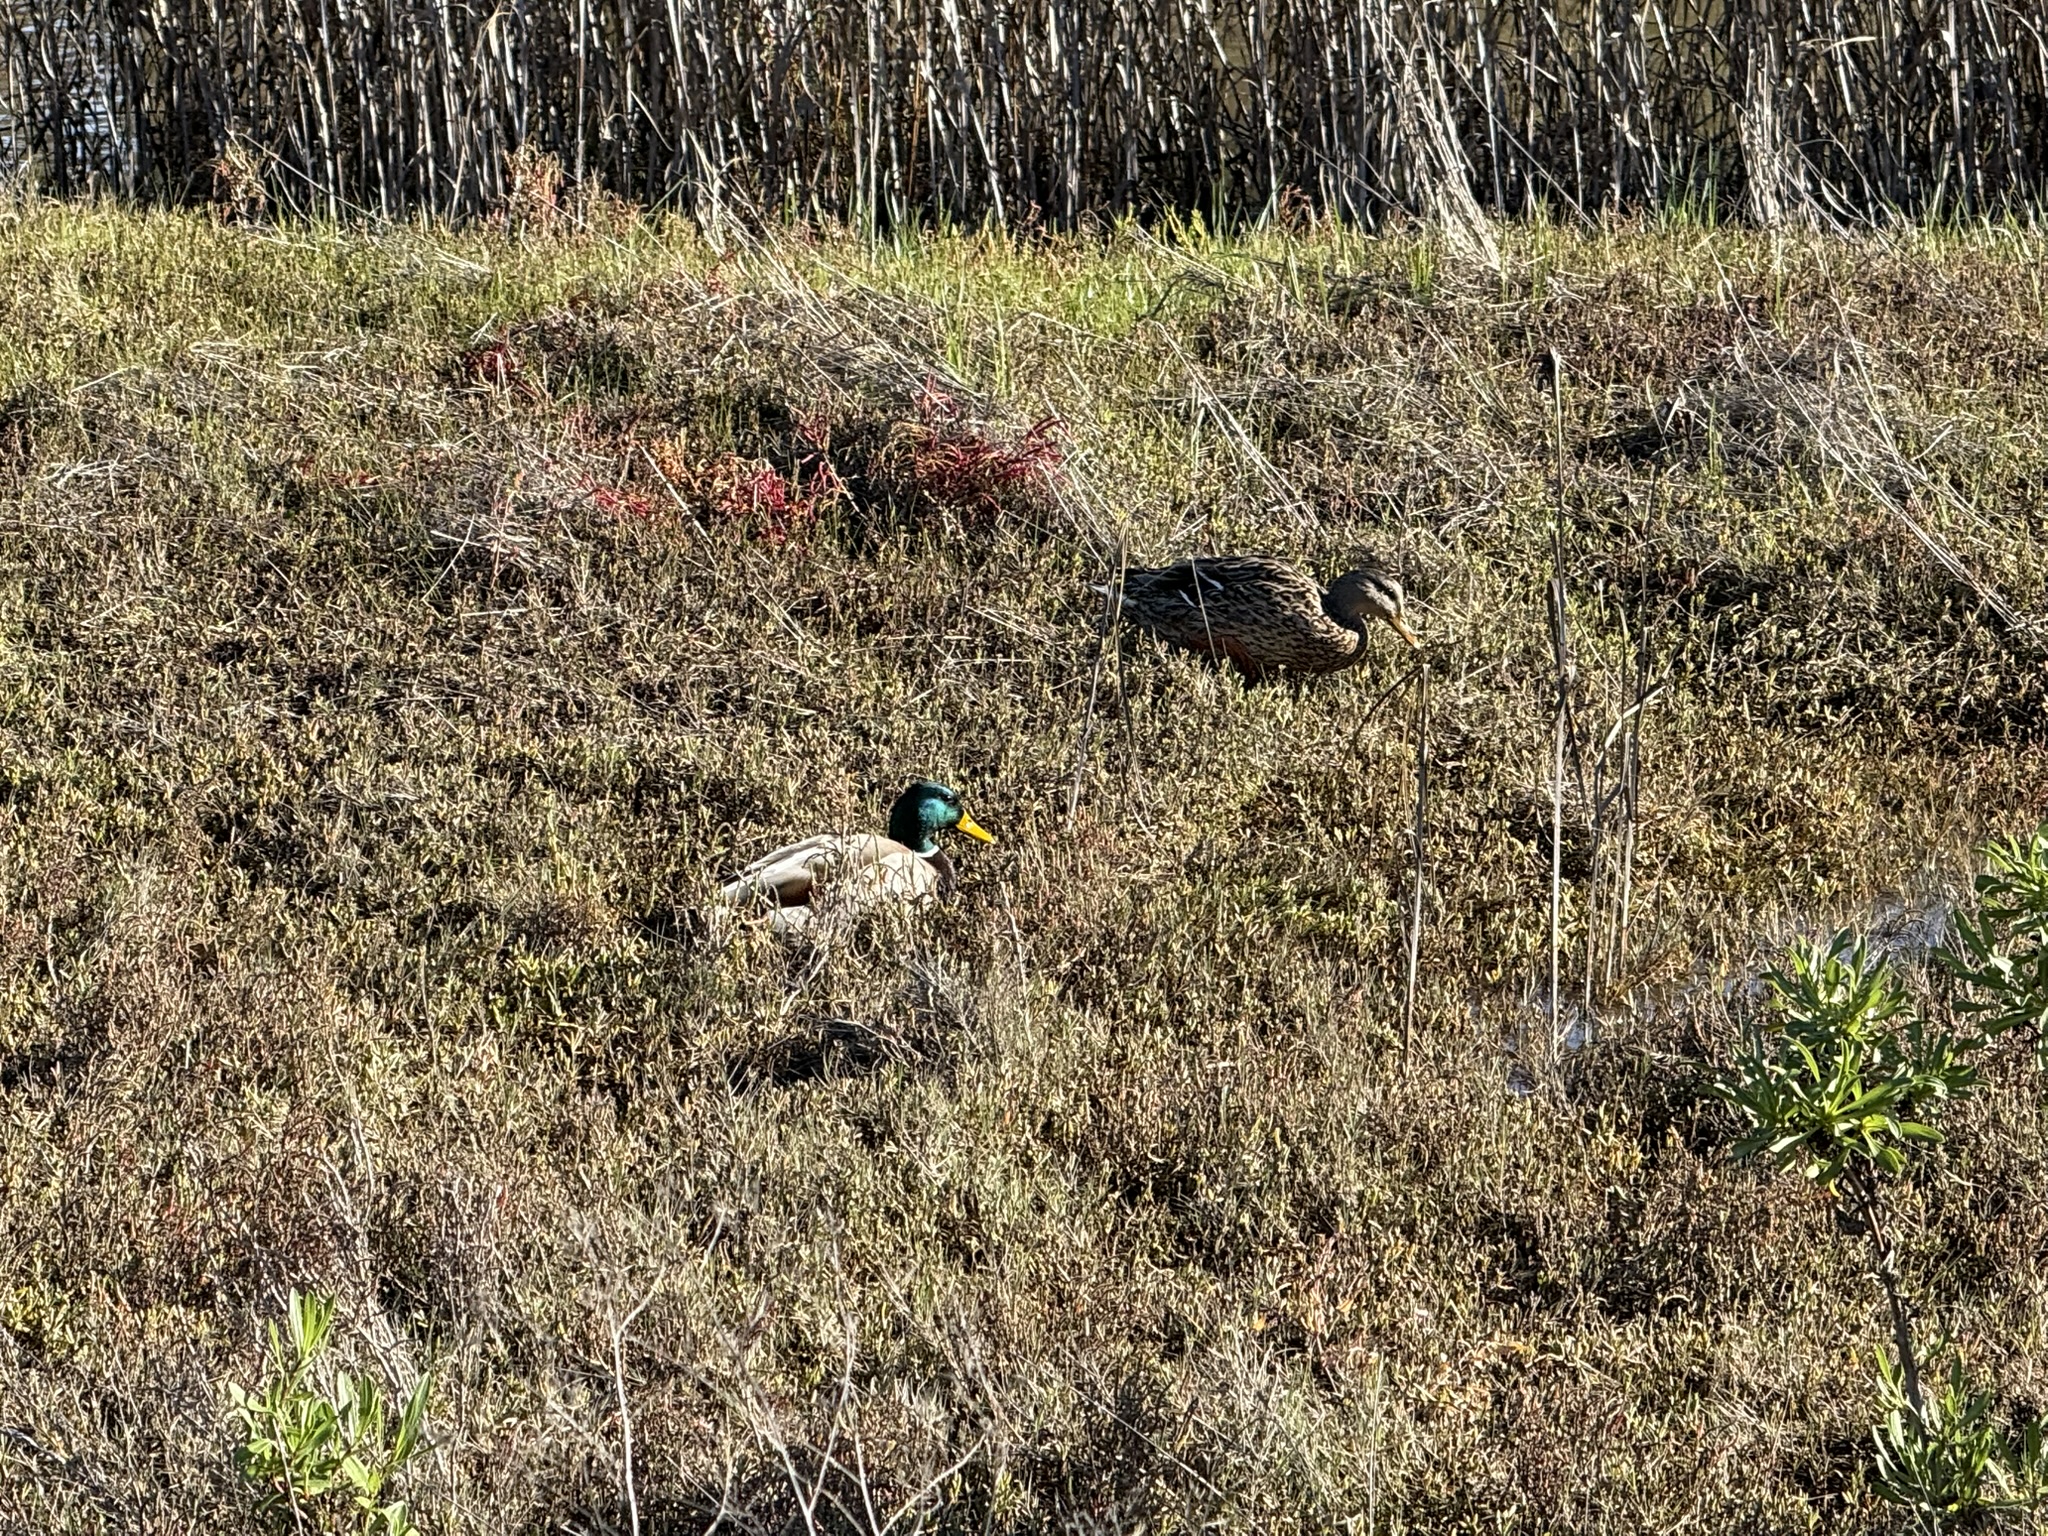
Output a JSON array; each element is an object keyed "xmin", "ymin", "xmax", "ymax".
[
  {"xmin": 1401, "ymin": 657, "xmax": 1429, "ymax": 1051},
  {"xmin": 1608, "ymin": 602, "xmax": 1657, "ymax": 990},
  {"xmin": 1548, "ymin": 576, "xmax": 1568, "ymax": 1055},
  {"xmin": 1066, "ymin": 575, "xmax": 1116, "ymax": 832},
  {"xmin": 1583, "ymin": 691, "xmax": 1605, "ymax": 1023},
  {"xmin": 4, "ymin": 0, "xmax": 2045, "ymax": 226},
  {"xmin": 608, "ymin": 1285, "xmax": 660, "ymax": 1536},
  {"xmin": 1547, "ymin": 350, "xmax": 1568, "ymax": 1054},
  {"xmin": 1581, "ymin": 621, "xmax": 1659, "ymax": 1014}
]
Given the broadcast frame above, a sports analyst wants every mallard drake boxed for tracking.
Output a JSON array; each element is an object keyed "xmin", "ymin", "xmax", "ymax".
[
  {"xmin": 716, "ymin": 779, "xmax": 995, "ymax": 936},
  {"xmin": 1112, "ymin": 554, "xmax": 1419, "ymax": 679}
]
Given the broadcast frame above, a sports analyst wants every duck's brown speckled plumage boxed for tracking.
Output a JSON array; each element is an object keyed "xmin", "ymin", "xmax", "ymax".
[{"xmin": 1115, "ymin": 555, "xmax": 1417, "ymax": 678}]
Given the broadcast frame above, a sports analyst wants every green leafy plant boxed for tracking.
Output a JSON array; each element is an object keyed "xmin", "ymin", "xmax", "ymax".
[
  {"xmin": 1941, "ymin": 825, "xmax": 2048, "ymax": 1058},
  {"xmin": 1713, "ymin": 931, "xmax": 1965, "ymax": 1415},
  {"xmin": 1714, "ymin": 930, "xmax": 1973, "ymax": 1188},
  {"xmin": 224, "ymin": 1290, "xmax": 430, "ymax": 1535},
  {"xmin": 1872, "ymin": 1348, "xmax": 2048, "ymax": 1529},
  {"xmin": 1714, "ymin": 838, "xmax": 2048, "ymax": 1529}
]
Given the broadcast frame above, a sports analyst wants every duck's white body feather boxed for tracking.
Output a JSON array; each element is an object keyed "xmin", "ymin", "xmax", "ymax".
[{"xmin": 717, "ymin": 832, "xmax": 946, "ymax": 935}]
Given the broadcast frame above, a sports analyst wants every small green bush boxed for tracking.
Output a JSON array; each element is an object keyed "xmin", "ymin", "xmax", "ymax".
[
  {"xmin": 223, "ymin": 1291, "xmax": 430, "ymax": 1536},
  {"xmin": 1872, "ymin": 1349, "xmax": 2048, "ymax": 1529},
  {"xmin": 1942, "ymin": 825, "xmax": 2048, "ymax": 1059},
  {"xmin": 1713, "ymin": 930, "xmax": 1970, "ymax": 1188},
  {"xmin": 1715, "ymin": 828, "xmax": 2048, "ymax": 1530}
]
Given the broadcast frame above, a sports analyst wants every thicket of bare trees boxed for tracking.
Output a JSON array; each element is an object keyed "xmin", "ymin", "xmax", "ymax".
[{"xmin": 2, "ymin": 0, "xmax": 2044, "ymax": 228}]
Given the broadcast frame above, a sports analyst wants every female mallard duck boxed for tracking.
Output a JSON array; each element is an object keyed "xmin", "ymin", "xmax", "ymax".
[
  {"xmin": 716, "ymin": 779, "xmax": 995, "ymax": 936},
  {"xmin": 1113, "ymin": 554, "xmax": 1419, "ymax": 679}
]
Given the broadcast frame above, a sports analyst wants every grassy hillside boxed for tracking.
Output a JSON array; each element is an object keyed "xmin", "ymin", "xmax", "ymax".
[{"xmin": 2, "ymin": 197, "xmax": 2047, "ymax": 1533}]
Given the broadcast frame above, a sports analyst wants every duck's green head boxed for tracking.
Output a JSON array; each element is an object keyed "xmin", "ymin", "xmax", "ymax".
[{"xmin": 888, "ymin": 779, "xmax": 996, "ymax": 855}]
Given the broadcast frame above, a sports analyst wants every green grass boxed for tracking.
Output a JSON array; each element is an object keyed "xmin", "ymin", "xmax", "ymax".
[{"xmin": 2, "ymin": 197, "xmax": 2047, "ymax": 1532}]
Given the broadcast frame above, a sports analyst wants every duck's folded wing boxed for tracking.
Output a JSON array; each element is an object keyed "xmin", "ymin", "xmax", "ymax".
[
  {"xmin": 718, "ymin": 833, "xmax": 921, "ymax": 910},
  {"xmin": 841, "ymin": 845, "xmax": 943, "ymax": 907},
  {"xmin": 1125, "ymin": 562, "xmax": 1218, "ymax": 608},
  {"xmin": 718, "ymin": 833, "xmax": 848, "ymax": 907},
  {"xmin": 1120, "ymin": 566, "xmax": 1206, "ymax": 644}
]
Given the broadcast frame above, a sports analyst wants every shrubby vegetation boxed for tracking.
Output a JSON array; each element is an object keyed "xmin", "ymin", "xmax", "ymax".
[
  {"xmin": 225, "ymin": 1290, "xmax": 429, "ymax": 1535},
  {"xmin": 1, "ymin": 200, "xmax": 2046, "ymax": 1530},
  {"xmin": 1715, "ymin": 826, "xmax": 2048, "ymax": 1529}
]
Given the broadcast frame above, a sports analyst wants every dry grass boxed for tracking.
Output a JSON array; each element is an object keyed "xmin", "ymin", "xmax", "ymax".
[{"xmin": 1, "ymin": 201, "xmax": 2047, "ymax": 1533}]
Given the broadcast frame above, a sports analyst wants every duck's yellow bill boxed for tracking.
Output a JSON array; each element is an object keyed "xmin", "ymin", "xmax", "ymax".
[
  {"xmin": 957, "ymin": 814, "xmax": 996, "ymax": 844},
  {"xmin": 1390, "ymin": 614, "xmax": 1422, "ymax": 649}
]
